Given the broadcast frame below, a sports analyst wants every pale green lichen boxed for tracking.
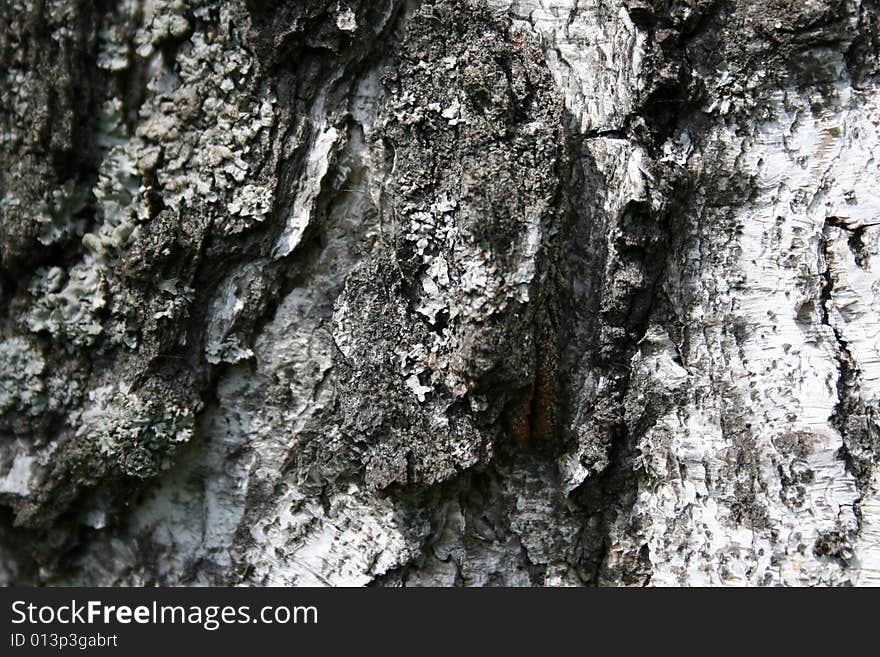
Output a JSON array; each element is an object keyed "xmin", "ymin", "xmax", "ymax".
[
  {"xmin": 229, "ymin": 183, "xmax": 274, "ymax": 224},
  {"xmin": 133, "ymin": 4, "xmax": 276, "ymax": 228},
  {"xmin": 134, "ymin": 0, "xmax": 191, "ymax": 59},
  {"xmin": 154, "ymin": 278, "xmax": 195, "ymax": 320},
  {"xmin": 0, "ymin": 181, "xmax": 88, "ymax": 247},
  {"xmin": 90, "ymin": 98, "xmax": 145, "ymax": 258},
  {"xmin": 25, "ymin": 98, "xmax": 144, "ymax": 351},
  {"xmin": 37, "ymin": 181, "xmax": 90, "ymax": 246},
  {"xmin": 0, "ymin": 338, "xmax": 46, "ymax": 415},
  {"xmin": 21, "ymin": 94, "xmax": 146, "ymax": 350},
  {"xmin": 45, "ymin": 0, "xmax": 77, "ymax": 43},
  {"xmin": 205, "ymin": 335, "xmax": 254, "ymax": 365},
  {"xmin": 0, "ymin": 337, "xmax": 79, "ymax": 417},
  {"xmin": 77, "ymin": 385, "xmax": 194, "ymax": 479},
  {"xmin": 0, "ymin": 67, "xmax": 27, "ymax": 149},
  {"xmin": 27, "ymin": 266, "xmax": 106, "ymax": 348},
  {"xmin": 97, "ymin": 23, "xmax": 131, "ymax": 72}
]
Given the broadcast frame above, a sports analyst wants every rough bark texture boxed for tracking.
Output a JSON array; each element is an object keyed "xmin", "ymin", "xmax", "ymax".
[{"xmin": 1, "ymin": 0, "xmax": 879, "ymax": 586}]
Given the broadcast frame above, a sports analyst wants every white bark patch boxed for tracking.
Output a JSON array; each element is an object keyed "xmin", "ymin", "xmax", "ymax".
[
  {"xmin": 273, "ymin": 124, "xmax": 341, "ymax": 258},
  {"xmin": 489, "ymin": 0, "xmax": 646, "ymax": 132},
  {"xmin": 611, "ymin": 59, "xmax": 878, "ymax": 586}
]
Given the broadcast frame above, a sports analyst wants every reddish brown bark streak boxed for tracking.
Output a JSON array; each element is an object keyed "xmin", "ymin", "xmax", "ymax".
[{"xmin": 512, "ymin": 325, "xmax": 558, "ymax": 446}]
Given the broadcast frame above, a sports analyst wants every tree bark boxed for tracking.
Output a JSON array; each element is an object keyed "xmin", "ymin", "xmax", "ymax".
[{"xmin": 1, "ymin": 0, "xmax": 879, "ymax": 586}]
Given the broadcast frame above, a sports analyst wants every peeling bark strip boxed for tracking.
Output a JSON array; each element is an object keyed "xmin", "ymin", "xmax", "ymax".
[{"xmin": 0, "ymin": 0, "xmax": 879, "ymax": 586}]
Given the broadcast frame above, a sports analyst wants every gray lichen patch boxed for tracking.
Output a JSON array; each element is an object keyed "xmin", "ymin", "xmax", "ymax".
[
  {"xmin": 0, "ymin": 339, "xmax": 49, "ymax": 417},
  {"xmin": 0, "ymin": 181, "xmax": 89, "ymax": 249},
  {"xmin": 332, "ymin": 0, "xmax": 566, "ymax": 490},
  {"xmin": 134, "ymin": 0, "xmax": 193, "ymax": 59},
  {"xmin": 0, "ymin": 0, "xmax": 105, "ymax": 272},
  {"xmin": 26, "ymin": 265, "xmax": 107, "ymax": 348},
  {"xmin": 0, "ymin": 0, "xmax": 280, "ymax": 533},
  {"xmin": 77, "ymin": 385, "xmax": 194, "ymax": 480},
  {"xmin": 133, "ymin": 9, "xmax": 277, "ymax": 224}
]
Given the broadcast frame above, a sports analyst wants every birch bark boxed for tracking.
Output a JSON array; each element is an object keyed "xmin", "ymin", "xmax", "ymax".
[{"xmin": 1, "ymin": 0, "xmax": 878, "ymax": 586}]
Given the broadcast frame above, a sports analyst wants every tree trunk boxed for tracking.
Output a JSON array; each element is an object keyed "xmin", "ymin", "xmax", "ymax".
[{"xmin": 1, "ymin": 0, "xmax": 879, "ymax": 586}]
